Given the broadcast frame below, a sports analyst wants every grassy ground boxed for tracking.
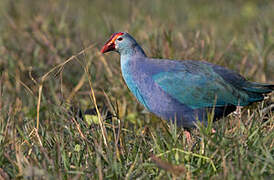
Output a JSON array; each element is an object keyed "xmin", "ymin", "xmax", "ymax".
[{"xmin": 0, "ymin": 0, "xmax": 274, "ymax": 179}]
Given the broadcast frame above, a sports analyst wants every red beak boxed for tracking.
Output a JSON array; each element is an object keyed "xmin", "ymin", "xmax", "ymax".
[
  {"xmin": 100, "ymin": 32, "xmax": 124, "ymax": 53},
  {"xmin": 100, "ymin": 42, "xmax": 115, "ymax": 53}
]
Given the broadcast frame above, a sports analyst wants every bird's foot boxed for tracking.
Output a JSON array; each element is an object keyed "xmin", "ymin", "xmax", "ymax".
[
  {"xmin": 233, "ymin": 106, "xmax": 242, "ymax": 116},
  {"xmin": 233, "ymin": 106, "xmax": 242, "ymax": 128}
]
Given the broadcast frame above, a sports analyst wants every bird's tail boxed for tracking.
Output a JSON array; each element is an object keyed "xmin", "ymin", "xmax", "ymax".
[
  {"xmin": 244, "ymin": 82, "xmax": 274, "ymax": 94},
  {"xmin": 243, "ymin": 82, "xmax": 273, "ymax": 103}
]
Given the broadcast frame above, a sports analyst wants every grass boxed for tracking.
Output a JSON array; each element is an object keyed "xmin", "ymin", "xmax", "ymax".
[{"xmin": 0, "ymin": 0, "xmax": 273, "ymax": 179}]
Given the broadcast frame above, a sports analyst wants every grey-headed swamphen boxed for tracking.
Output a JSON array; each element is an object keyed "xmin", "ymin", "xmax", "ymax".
[{"xmin": 101, "ymin": 32, "xmax": 274, "ymax": 129}]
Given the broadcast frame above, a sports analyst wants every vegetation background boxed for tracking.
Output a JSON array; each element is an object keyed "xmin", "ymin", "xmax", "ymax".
[{"xmin": 0, "ymin": 0, "xmax": 273, "ymax": 179}]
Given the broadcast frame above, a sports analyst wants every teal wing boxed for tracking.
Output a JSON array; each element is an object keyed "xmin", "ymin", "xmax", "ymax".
[{"xmin": 152, "ymin": 63, "xmax": 250, "ymax": 109}]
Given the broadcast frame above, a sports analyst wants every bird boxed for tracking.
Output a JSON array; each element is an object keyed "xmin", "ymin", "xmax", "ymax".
[{"xmin": 100, "ymin": 32, "xmax": 274, "ymax": 130}]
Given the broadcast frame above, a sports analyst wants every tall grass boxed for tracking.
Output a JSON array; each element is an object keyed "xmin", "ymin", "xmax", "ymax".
[{"xmin": 0, "ymin": 0, "xmax": 273, "ymax": 179}]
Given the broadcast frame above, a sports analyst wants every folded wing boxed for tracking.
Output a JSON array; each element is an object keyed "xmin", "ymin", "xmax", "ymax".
[{"xmin": 152, "ymin": 60, "xmax": 256, "ymax": 109}]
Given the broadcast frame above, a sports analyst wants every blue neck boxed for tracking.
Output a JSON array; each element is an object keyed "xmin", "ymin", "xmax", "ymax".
[
  {"xmin": 120, "ymin": 44, "xmax": 146, "ymax": 66},
  {"xmin": 118, "ymin": 41, "xmax": 150, "ymax": 110},
  {"xmin": 120, "ymin": 44, "xmax": 144, "ymax": 97}
]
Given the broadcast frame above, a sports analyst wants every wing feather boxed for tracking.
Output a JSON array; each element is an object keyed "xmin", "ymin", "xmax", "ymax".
[{"xmin": 152, "ymin": 62, "xmax": 249, "ymax": 108}]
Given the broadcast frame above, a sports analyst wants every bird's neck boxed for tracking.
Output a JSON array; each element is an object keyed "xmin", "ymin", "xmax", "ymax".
[
  {"xmin": 120, "ymin": 43, "xmax": 147, "ymax": 78},
  {"xmin": 120, "ymin": 43, "xmax": 147, "ymax": 60}
]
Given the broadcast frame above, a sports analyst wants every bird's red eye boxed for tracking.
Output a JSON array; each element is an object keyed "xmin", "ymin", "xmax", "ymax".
[{"xmin": 117, "ymin": 37, "xmax": 123, "ymax": 41}]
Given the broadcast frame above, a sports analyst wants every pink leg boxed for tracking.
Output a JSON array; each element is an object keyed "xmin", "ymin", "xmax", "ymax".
[{"xmin": 184, "ymin": 130, "xmax": 192, "ymax": 143}]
